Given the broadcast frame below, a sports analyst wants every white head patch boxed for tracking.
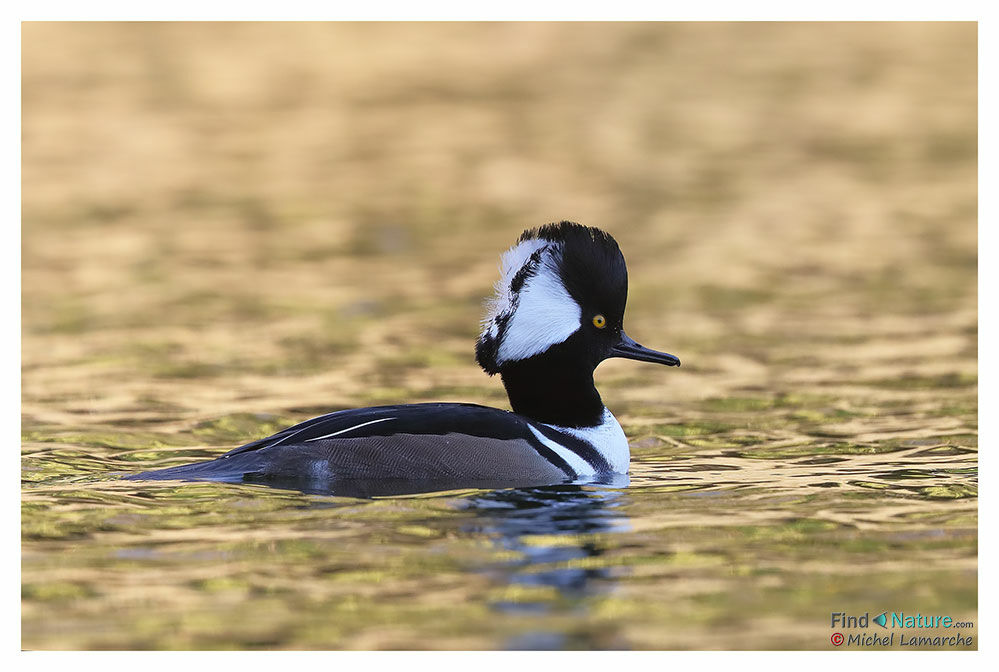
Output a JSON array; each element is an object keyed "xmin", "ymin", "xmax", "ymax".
[
  {"xmin": 477, "ymin": 237, "xmax": 582, "ymax": 371},
  {"xmin": 481, "ymin": 236, "xmax": 548, "ymax": 339}
]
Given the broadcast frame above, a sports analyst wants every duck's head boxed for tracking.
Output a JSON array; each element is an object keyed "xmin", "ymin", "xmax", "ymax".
[{"xmin": 475, "ymin": 221, "xmax": 680, "ymax": 378}]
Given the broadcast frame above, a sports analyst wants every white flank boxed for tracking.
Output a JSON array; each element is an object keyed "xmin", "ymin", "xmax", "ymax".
[
  {"xmin": 542, "ymin": 408, "xmax": 630, "ymax": 474},
  {"xmin": 496, "ymin": 258, "xmax": 581, "ymax": 364},
  {"xmin": 527, "ymin": 425, "xmax": 597, "ymax": 478},
  {"xmin": 304, "ymin": 417, "xmax": 395, "ymax": 442}
]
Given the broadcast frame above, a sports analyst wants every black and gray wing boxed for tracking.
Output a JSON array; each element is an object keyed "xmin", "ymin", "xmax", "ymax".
[{"xmin": 126, "ymin": 403, "xmax": 608, "ymax": 488}]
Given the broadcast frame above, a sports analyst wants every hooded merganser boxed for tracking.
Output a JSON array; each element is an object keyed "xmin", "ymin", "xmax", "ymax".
[{"xmin": 126, "ymin": 222, "xmax": 680, "ymax": 492}]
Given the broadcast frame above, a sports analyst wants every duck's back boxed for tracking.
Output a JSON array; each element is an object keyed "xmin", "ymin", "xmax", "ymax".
[{"xmin": 126, "ymin": 403, "xmax": 595, "ymax": 489}]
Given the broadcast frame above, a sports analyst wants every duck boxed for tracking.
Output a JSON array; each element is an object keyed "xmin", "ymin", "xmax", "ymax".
[{"xmin": 126, "ymin": 221, "xmax": 680, "ymax": 493}]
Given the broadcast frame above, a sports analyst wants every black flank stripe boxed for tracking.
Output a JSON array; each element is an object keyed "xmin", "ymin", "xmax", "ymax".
[
  {"xmin": 533, "ymin": 424, "xmax": 614, "ymax": 474},
  {"xmin": 523, "ymin": 436, "xmax": 577, "ymax": 479}
]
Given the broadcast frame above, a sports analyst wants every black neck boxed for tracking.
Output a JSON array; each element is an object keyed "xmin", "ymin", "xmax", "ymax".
[{"xmin": 499, "ymin": 346, "xmax": 604, "ymax": 428}]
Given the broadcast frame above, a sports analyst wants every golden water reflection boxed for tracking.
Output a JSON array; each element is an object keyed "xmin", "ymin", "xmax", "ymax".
[{"xmin": 22, "ymin": 22, "xmax": 976, "ymax": 649}]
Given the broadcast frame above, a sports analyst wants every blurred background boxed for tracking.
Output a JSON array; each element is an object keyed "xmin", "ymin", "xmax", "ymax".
[{"xmin": 22, "ymin": 22, "xmax": 977, "ymax": 650}]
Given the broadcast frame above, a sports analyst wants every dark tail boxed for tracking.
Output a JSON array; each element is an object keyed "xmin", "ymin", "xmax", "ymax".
[{"xmin": 124, "ymin": 453, "xmax": 262, "ymax": 483}]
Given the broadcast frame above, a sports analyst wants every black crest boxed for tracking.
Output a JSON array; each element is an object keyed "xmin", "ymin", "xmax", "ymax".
[{"xmin": 528, "ymin": 221, "xmax": 629, "ymax": 327}]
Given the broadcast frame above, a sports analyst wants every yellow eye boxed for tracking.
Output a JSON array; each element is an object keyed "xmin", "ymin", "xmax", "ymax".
[{"xmin": 592, "ymin": 314, "xmax": 606, "ymax": 329}]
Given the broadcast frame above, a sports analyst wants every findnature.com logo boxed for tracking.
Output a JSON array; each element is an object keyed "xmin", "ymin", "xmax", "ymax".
[{"xmin": 829, "ymin": 612, "xmax": 974, "ymax": 648}]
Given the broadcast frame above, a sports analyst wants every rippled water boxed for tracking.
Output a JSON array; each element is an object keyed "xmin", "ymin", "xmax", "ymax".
[
  {"xmin": 22, "ymin": 408, "xmax": 977, "ymax": 649},
  {"xmin": 22, "ymin": 22, "xmax": 977, "ymax": 650}
]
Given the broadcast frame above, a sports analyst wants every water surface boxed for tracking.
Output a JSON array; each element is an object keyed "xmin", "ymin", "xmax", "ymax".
[{"xmin": 22, "ymin": 22, "xmax": 977, "ymax": 650}]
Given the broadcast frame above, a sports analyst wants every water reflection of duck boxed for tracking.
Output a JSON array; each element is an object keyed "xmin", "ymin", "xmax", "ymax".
[
  {"xmin": 126, "ymin": 223, "xmax": 680, "ymax": 495},
  {"xmin": 458, "ymin": 483, "xmax": 631, "ymax": 649}
]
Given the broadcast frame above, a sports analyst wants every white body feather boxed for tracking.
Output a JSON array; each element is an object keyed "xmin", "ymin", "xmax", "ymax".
[{"xmin": 541, "ymin": 409, "xmax": 630, "ymax": 474}]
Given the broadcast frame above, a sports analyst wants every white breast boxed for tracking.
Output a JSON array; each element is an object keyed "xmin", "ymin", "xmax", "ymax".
[{"xmin": 539, "ymin": 407, "xmax": 631, "ymax": 475}]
